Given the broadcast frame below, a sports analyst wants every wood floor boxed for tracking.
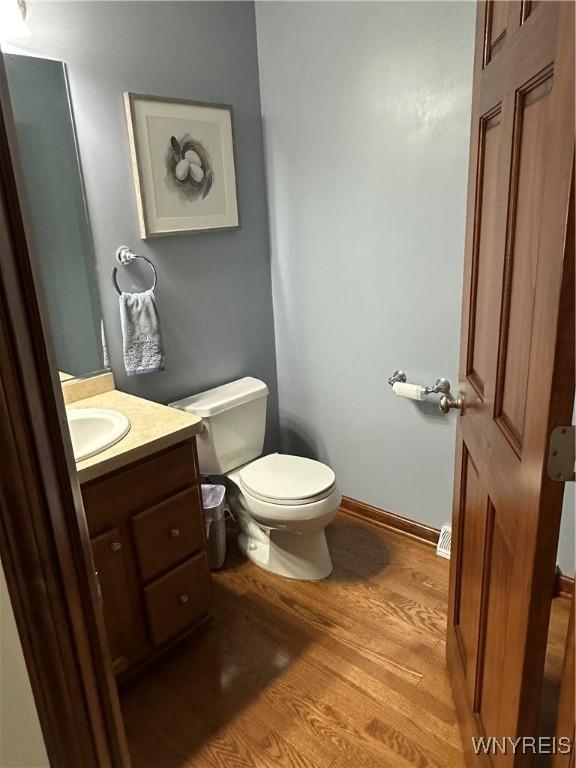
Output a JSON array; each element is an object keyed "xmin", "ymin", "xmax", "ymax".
[
  {"xmin": 121, "ymin": 511, "xmax": 570, "ymax": 768},
  {"xmin": 536, "ymin": 586, "xmax": 573, "ymax": 768}
]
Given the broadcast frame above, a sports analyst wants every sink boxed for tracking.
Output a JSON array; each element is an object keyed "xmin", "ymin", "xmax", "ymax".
[{"xmin": 66, "ymin": 408, "xmax": 131, "ymax": 461}]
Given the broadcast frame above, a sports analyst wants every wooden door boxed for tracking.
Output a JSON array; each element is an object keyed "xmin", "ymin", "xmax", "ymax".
[{"xmin": 447, "ymin": 2, "xmax": 574, "ymax": 766}]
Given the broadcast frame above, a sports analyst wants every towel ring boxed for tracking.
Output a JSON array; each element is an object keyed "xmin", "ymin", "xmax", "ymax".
[{"xmin": 112, "ymin": 246, "xmax": 157, "ymax": 295}]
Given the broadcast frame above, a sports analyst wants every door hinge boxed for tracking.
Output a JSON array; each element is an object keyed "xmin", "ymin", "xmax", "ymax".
[{"xmin": 547, "ymin": 426, "xmax": 575, "ymax": 482}]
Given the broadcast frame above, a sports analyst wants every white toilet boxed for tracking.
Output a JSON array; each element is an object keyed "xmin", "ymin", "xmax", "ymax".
[{"xmin": 171, "ymin": 377, "xmax": 340, "ymax": 580}]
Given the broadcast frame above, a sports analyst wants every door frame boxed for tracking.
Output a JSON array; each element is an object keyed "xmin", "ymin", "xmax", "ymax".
[{"xmin": 0, "ymin": 49, "xmax": 129, "ymax": 767}]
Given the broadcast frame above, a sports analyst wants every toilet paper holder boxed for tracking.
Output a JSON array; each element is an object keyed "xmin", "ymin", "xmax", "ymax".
[{"xmin": 388, "ymin": 370, "xmax": 451, "ymax": 396}]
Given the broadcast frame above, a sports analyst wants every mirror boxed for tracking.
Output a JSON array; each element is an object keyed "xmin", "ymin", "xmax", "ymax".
[{"xmin": 4, "ymin": 53, "xmax": 109, "ymax": 380}]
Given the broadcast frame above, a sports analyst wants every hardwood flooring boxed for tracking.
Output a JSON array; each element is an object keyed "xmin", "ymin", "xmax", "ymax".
[
  {"xmin": 121, "ymin": 511, "xmax": 570, "ymax": 768},
  {"xmin": 536, "ymin": 594, "xmax": 572, "ymax": 768}
]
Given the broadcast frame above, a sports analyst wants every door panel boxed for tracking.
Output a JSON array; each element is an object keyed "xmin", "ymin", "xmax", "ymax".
[
  {"xmin": 496, "ymin": 70, "xmax": 554, "ymax": 454},
  {"xmin": 486, "ymin": 1, "xmax": 509, "ymax": 62},
  {"xmin": 522, "ymin": 2, "xmax": 540, "ymax": 25},
  {"xmin": 455, "ymin": 450, "xmax": 489, "ymax": 703},
  {"xmin": 448, "ymin": 2, "xmax": 574, "ymax": 766},
  {"xmin": 478, "ymin": 509, "xmax": 513, "ymax": 735},
  {"xmin": 468, "ymin": 108, "xmax": 504, "ymax": 398}
]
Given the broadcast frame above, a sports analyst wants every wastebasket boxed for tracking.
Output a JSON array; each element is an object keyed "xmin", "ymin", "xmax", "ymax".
[{"xmin": 201, "ymin": 484, "xmax": 227, "ymax": 570}]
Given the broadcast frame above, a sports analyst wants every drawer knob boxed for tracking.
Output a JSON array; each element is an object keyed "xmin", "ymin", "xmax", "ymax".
[
  {"xmin": 169, "ymin": 528, "xmax": 181, "ymax": 538},
  {"xmin": 110, "ymin": 542, "xmax": 122, "ymax": 553},
  {"xmin": 178, "ymin": 594, "xmax": 189, "ymax": 605}
]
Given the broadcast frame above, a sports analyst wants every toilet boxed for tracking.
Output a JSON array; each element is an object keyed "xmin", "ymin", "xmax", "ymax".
[{"xmin": 171, "ymin": 377, "xmax": 340, "ymax": 580}]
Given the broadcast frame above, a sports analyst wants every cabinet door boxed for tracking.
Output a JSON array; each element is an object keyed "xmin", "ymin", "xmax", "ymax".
[{"xmin": 91, "ymin": 528, "xmax": 138, "ymax": 673}]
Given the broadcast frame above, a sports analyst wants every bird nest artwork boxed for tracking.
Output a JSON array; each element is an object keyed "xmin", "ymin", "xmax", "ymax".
[{"xmin": 166, "ymin": 134, "xmax": 214, "ymax": 201}]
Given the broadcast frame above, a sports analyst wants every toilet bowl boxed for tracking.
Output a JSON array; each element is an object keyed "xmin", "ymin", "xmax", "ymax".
[
  {"xmin": 170, "ymin": 378, "xmax": 340, "ymax": 581},
  {"xmin": 228, "ymin": 453, "xmax": 340, "ymax": 580}
]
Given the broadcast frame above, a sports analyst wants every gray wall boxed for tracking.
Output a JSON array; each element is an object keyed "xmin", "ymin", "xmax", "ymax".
[
  {"xmin": 4, "ymin": 54, "xmax": 104, "ymax": 377},
  {"xmin": 256, "ymin": 0, "xmax": 574, "ymax": 573},
  {"xmin": 256, "ymin": 1, "xmax": 475, "ymax": 529},
  {"xmin": 14, "ymin": 1, "xmax": 279, "ymax": 448},
  {"xmin": 559, "ymin": 484, "xmax": 574, "ymax": 575}
]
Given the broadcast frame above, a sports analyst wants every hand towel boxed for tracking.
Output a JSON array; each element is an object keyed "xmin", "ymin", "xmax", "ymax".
[
  {"xmin": 100, "ymin": 319, "xmax": 110, "ymax": 370},
  {"xmin": 119, "ymin": 289, "xmax": 165, "ymax": 376}
]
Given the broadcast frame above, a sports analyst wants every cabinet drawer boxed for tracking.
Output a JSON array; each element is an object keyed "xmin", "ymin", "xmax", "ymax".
[
  {"xmin": 132, "ymin": 487, "xmax": 204, "ymax": 581},
  {"xmin": 83, "ymin": 441, "xmax": 199, "ymax": 535},
  {"xmin": 144, "ymin": 554, "xmax": 211, "ymax": 647}
]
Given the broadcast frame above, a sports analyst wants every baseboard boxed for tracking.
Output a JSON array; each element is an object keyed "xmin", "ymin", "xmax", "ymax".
[
  {"xmin": 340, "ymin": 497, "xmax": 574, "ymax": 585},
  {"xmin": 554, "ymin": 568, "xmax": 575, "ymax": 599},
  {"xmin": 340, "ymin": 496, "xmax": 440, "ymax": 547}
]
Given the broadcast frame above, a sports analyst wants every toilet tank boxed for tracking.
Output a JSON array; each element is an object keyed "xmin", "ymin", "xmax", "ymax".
[{"xmin": 170, "ymin": 377, "xmax": 268, "ymax": 474}]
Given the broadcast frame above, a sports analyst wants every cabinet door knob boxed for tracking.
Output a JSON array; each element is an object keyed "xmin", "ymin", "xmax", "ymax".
[
  {"xmin": 178, "ymin": 594, "xmax": 189, "ymax": 605},
  {"xmin": 169, "ymin": 528, "xmax": 181, "ymax": 538},
  {"xmin": 110, "ymin": 541, "xmax": 122, "ymax": 553}
]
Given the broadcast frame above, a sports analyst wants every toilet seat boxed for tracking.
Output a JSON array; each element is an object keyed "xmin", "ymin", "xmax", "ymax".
[
  {"xmin": 238, "ymin": 453, "xmax": 336, "ymax": 506},
  {"xmin": 242, "ymin": 483, "xmax": 336, "ymax": 507},
  {"xmin": 239, "ymin": 483, "xmax": 342, "ymax": 526}
]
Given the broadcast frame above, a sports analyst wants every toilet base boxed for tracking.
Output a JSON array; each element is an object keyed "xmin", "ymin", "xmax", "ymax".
[{"xmin": 238, "ymin": 526, "xmax": 333, "ymax": 581}]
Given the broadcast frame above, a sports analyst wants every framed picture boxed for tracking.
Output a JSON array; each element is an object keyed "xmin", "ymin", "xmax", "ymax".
[{"xmin": 124, "ymin": 92, "xmax": 239, "ymax": 238}]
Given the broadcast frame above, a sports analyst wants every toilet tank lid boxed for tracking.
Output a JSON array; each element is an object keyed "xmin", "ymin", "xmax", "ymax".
[{"xmin": 169, "ymin": 377, "xmax": 268, "ymax": 418}]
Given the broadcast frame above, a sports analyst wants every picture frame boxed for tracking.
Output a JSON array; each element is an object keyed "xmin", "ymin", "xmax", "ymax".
[{"xmin": 124, "ymin": 92, "xmax": 240, "ymax": 238}]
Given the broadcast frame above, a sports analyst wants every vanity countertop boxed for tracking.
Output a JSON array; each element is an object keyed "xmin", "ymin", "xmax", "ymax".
[{"xmin": 69, "ymin": 389, "xmax": 203, "ymax": 484}]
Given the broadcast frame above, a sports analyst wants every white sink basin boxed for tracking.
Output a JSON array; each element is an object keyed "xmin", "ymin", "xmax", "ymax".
[{"xmin": 66, "ymin": 408, "xmax": 130, "ymax": 462}]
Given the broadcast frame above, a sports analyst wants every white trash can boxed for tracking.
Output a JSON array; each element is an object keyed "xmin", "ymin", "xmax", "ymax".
[{"xmin": 201, "ymin": 484, "xmax": 227, "ymax": 570}]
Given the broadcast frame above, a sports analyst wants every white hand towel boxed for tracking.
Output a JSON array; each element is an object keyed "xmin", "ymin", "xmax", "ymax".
[{"xmin": 119, "ymin": 290, "xmax": 165, "ymax": 376}]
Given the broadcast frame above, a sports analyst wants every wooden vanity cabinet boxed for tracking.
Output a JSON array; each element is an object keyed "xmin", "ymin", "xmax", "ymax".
[{"xmin": 82, "ymin": 439, "xmax": 211, "ymax": 677}]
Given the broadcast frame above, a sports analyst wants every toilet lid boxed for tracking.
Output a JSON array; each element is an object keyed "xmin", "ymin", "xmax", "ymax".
[{"xmin": 238, "ymin": 454, "xmax": 335, "ymax": 503}]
